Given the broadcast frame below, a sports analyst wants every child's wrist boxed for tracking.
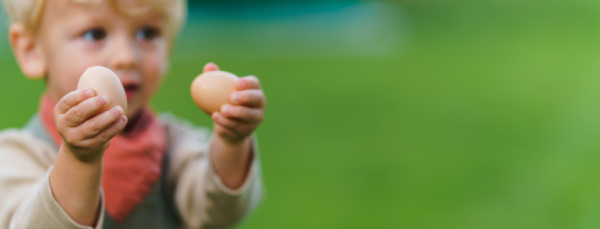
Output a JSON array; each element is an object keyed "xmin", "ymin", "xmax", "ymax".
[
  {"xmin": 218, "ymin": 134, "xmax": 250, "ymax": 146},
  {"xmin": 61, "ymin": 142, "xmax": 106, "ymax": 164},
  {"xmin": 210, "ymin": 135, "xmax": 251, "ymax": 167}
]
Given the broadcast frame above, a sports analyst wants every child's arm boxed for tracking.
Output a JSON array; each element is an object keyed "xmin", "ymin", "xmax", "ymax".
[
  {"xmin": 49, "ymin": 89, "xmax": 127, "ymax": 226},
  {"xmin": 205, "ymin": 63, "xmax": 266, "ymax": 189},
  {"xmin": 164, "ymin": 63, "xmax": 265, "ymax": 227}
]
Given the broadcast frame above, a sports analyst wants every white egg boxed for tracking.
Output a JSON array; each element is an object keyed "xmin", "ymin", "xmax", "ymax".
[{"xmin": 77, "ymin": 66, "xmax": 128, "ymax": 113}]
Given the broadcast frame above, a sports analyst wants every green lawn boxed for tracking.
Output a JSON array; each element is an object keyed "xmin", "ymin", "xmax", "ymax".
[{"xmin": 2, "ymin": 1, "xmax": 600, "ymax": 228}]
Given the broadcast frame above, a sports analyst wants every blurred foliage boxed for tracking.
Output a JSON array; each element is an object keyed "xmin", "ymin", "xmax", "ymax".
[{"xmin": 3, "ymin": 0, "xmax": 600, "ymax": 228}]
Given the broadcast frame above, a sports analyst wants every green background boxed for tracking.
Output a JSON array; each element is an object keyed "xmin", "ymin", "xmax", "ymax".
[{"xmin": 3, "ymin": 0, "xmax": 600, "ymax": 228}]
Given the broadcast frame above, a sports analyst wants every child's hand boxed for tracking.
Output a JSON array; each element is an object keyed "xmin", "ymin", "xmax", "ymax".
[
  {"xmin": 205, "ymin": 63, "xmax": 266, "ymax": 144},
  {"xmin": 54, "ymin": 89, "xmax": 128, "ymax": 162}
]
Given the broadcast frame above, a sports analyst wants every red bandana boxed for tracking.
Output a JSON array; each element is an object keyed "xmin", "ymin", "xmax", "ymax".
[{"xmin": 39, "ymin": 95, "xmax": 166, "ymax": 223}]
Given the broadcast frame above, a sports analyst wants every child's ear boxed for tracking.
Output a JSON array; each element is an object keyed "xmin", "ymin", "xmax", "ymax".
[{"xmin": 8, "ymin": 24, "xmax": 47, "ymax": 79}]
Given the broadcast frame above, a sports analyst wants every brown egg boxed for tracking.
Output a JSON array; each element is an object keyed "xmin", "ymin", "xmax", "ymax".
[
  {"xmin": 191, "ymin": 70, "xmax": 238, "ymax": 114},
  {"xmin": 77, "ymin": 66, "xmax": 128, "ymax": 113}
]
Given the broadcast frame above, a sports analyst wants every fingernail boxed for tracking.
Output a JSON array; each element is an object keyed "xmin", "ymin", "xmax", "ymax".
[
  {"xmin": 84, "ymin": 89, "xmax": 94, "ymax": 97},
  {"xmin": 101, "ymin": 96, "xmax": 110, "ymax": 106},
  {"xmin": 119, "ymin": 115, "xmax": 128, "ymax": 125},
  {"xmin": 235, "ymin": 79, "xmax": 244, "ymax": 89},
  {"xmin": 221, "ymin": 105, "xmax": 231, "ymax": 115},
  {"xmin": 114, "ymin": 106, "xmax": 124, "ymax": 115},
  {"xmin": 231, "ymin": 92, "xmax": 239, "ymax": 104}
]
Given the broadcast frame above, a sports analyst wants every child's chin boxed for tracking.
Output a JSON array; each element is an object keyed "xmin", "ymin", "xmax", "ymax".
[{"xmin": 125, "ymin": 105, "xmax": 143, "ymax": 120}]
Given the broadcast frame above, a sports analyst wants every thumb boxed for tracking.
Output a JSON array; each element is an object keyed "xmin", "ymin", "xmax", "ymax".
[{"xmin": 203, "ymin": 62, "xmax": 220, "ymax": 72}]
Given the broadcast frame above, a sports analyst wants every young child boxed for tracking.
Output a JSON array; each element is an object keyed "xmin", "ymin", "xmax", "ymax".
[{"xmin": 0, "ymin": 0, "xmax": 265, "ymax": 228}]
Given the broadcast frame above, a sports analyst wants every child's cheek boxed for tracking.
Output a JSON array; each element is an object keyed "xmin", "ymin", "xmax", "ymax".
[
  {"xmin": 138, "ymin": 41, "xmax": 168, "ymax": 101},
  {"xmin": 45, "ymin": 50, "xmax": 98, "ymax": 100}
]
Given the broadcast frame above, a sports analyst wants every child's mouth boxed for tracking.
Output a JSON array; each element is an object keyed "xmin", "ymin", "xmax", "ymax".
[{"xmin": 123, "ymin": 84, "xmax": 139, "ymax": 100}]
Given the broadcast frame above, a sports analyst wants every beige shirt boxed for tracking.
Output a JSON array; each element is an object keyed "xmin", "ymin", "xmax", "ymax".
[{"xmin": 0, "ymin": 113, "xmax": 263, "ymax": 229}]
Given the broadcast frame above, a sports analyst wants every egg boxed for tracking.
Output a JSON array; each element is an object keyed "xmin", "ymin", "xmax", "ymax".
[
  {"xmin": 191, "ymin": 70, "xmax": 238, "ymax": 114},
  {"xmin": 77, "ymin": 66, "xmax": 128, "ymax": 113}
]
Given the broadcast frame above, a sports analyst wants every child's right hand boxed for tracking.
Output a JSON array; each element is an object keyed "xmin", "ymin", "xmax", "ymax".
[{"xmin": 54, "ymin": 89, "xmax": 128, "ymax": 162}]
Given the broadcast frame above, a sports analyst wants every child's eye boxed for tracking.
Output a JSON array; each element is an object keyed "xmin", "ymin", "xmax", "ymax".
[
  {"xmin": 137, "ymin": 26, "xmax": 161, "ymax": 41},
  {"xmin": 83, "ymin": 28, "xmax": 107, "ymax": 41}
]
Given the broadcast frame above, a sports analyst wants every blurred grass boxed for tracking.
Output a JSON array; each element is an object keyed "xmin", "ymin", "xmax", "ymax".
[{"xmin": 3, "ymin": 1, "xmax": 600, "ymax": 228}]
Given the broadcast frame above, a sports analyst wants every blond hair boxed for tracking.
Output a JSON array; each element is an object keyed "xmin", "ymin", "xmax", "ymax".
[{"xmin": 1, "ymin": 0, "xmax": 186, "ymax": 40}]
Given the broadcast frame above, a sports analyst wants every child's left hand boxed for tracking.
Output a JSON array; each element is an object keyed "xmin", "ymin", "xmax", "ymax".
[{"xmin": 204, "ymin": 63, "xmax": 266, "ymax": 144}]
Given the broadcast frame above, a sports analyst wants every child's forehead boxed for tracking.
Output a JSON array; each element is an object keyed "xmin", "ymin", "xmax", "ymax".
[
  {"xmin": 45, "ymin": 0, "xmax": 166, "ymax": 23},
  {"xmin": 45, "ymin": 0, "xmax": 167, "ymax": 18}
]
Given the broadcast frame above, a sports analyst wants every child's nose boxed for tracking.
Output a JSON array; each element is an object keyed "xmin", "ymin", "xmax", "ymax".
[{"xmin": 109, "ymin": 37, "xmax": 138, "ymax": 70}]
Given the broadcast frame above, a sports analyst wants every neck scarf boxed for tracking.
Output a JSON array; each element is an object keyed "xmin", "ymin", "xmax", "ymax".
[{"xmin": 40, "ymin": 95, "xmax": 166, "ymax": 223}]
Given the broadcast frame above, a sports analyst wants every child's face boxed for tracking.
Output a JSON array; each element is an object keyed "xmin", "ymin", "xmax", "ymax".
[{"xmin": 39, "ymin": 0, "xmax": 169, "ymax": 118}]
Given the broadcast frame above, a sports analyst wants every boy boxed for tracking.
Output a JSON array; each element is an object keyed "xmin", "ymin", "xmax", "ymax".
[{"xmin": 0, "ymin": 0, "xmax": 265, "ymax": 228}]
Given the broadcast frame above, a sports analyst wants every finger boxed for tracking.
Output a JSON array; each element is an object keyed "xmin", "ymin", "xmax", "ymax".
[
  {"xmin": 213, "ymin": 123, "xmax": 243, "ymax": 141},
  {"xmin": 79, "ymin": 115, "xmax": 127, "ymax": 148},
  {"xmin": 220, "ymin": 104, "xmax": 263, "ymax": 123},
  {"xmin": 203, "ymin": 62, "xmax": 220, "ymax": 72},
  {"xmin": 55, "ymin": 89, "xmax": 96, "ymax": 114},
  {"xmin": 235, "ymin": 75, "xmax": 261, "ymax": 90},
  {"xmin": 79, "ymin": 106, "xmax": 124, "ymax": 139},
  {"xmin": 213, "ymin": 123, "xmax": 238, "ymax": 142},
  {"xmin": 229, "ymin": 89, "xmax": 266, "ymax": 107},
  {"xmin": 212, "ymin": 112, "xmax": 248, "ymax": 135},
  {"xmin": 63, "ymin": 96, "xmax": 110, "ymax": 127}
]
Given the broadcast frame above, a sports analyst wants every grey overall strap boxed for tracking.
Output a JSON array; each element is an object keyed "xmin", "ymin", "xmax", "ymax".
[{"xmin": 23, "ymin": 114, "xmax": 59, "ymax": 150}]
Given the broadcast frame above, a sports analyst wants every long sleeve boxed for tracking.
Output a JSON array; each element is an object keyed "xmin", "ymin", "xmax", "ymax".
[
  {"xmin": 0, "ymin": 130, "xmax": 105, "ymax": 229},
  {"xmin": 161, "ymin": 114, "xmax": 264, "ymax": 229}
]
